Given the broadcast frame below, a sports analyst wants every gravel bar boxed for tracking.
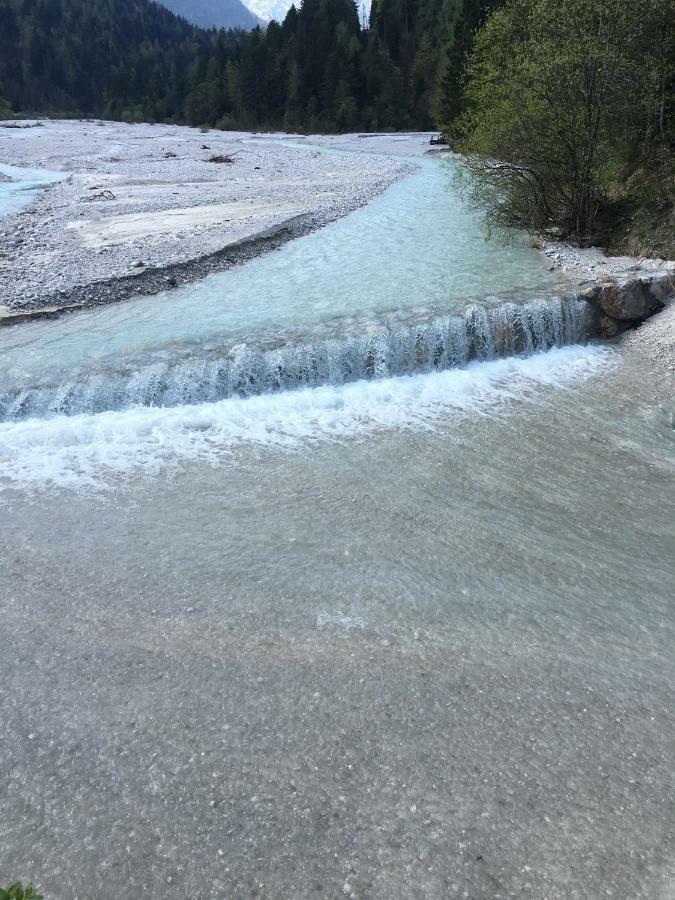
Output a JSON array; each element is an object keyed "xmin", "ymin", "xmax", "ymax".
[{"xmin": 0, "ymin": 120, "xmax": 412, "ymax": 320}]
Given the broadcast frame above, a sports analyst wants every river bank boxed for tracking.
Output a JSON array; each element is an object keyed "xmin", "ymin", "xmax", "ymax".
[
  {"xmin": 0, "ymin": 120, "xmax": 411, "ymax": 322},
  {"xmin": 621, "ymin": 295, "xmax": 675, "ymax": 369},
  {"xmin": 3, "ymin": 121, "xmax": 673, "ymax": 332}
]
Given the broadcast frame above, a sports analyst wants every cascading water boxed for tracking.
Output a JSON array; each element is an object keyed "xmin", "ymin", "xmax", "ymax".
[{"xmin": 0, "ymin": 296, "xmax": 592, "ymax": 421}]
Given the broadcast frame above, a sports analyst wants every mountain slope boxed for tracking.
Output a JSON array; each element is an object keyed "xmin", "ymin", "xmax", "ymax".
[
  {"xmin": 0, "ymin": 0, "xmax": 208, "ymax": 118},
  {"xmin": 156, "ymin": 0, "xmax": 263, "ymax": 30}
]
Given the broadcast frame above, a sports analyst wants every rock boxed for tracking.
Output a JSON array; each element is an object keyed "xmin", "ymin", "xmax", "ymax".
[
  {"xmin": 580, "ymin": 285, "xmax": 600, "ymax": 301},
  {"xmin": 596, "ymin": 280, "xmax": 650, "ymax": 320},
  {"xmin": 597, "ymin": 315, "xmax": 623, "ymax": 339},
  {"xmin": 585, "ymin": 275, "xmax": 670, "ymax": 332},
  {"xmin": 647, "ymin": 274, "xmax": 675, "ymax": 304}
]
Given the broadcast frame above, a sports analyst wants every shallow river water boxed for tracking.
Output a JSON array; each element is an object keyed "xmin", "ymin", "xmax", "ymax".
[
  {"xmin": 0, "ymin": 162, "xmax": 67, "ymax": 218},
  {"xmin": 0, "ymin": 146, "xmax": 673, "ymax": 899},
  {"xmin": 0, "ymin": 155, "xmax": 563, "ymax": 422}
]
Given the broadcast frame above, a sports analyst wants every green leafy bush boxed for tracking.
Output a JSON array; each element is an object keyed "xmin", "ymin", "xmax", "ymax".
[
  {"xmin": 456, "ymin": 0, "xmax": 674, "ymax": 248},
  {"xmin": 0, "ymin": 885, "xmax": 43, "ymax": 900}
]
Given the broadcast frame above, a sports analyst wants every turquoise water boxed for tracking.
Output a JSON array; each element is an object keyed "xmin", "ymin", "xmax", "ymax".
[
  {"xmin": 0, "ymin": 156, "xmax": 558, "ymax": 384},
  {"xmin": 0, "ymin": 163, "xmax": 67, "ymax": 218},
  {"xmin": 1, "ymin": 143, "xmax": 672, "ymax": 900}
]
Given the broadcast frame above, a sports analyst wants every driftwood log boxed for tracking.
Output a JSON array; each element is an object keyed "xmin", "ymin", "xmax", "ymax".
[
  {"xmin": 82, "ymin": 190, "xmax": 116, "ymax": 202},
  {"xmin": 207, "ymin": 152, "xmax": 239, "ymax": 164}
]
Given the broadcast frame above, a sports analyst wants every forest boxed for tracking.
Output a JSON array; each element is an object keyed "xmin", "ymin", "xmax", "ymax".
[
  {"xmin": 0, "ymin": 0, "xmax": 495, "ymax": 131},
  {"xmin": 456, "ymin": 0, "xmax": 673, "ymax": 253}
]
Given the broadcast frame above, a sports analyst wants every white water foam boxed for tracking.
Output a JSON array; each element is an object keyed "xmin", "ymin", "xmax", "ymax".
[{"xmin": 0, "ymin": 345, "xmax": 615, "ymax": 492}]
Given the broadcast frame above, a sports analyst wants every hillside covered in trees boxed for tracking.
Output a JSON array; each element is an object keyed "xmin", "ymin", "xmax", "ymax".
[{"xmin": 0, "ymin": 0, "xmax": 493, "ymax": 130}]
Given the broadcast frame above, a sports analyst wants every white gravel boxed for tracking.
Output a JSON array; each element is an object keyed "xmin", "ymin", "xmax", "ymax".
[
  {"xmin": 293, "ymin": 131, "xmax": 444, "ymax": 158},
  {"xmin": 620, "ymin": 299, "xmax": 675, "ymax": 370},
  {"xmin": 0, "ymin": 120, "xmax": 412, "ymax": 313},
  {"xmin": 541, "ymin": 239, "xmax": 673, "ymax": 287}
]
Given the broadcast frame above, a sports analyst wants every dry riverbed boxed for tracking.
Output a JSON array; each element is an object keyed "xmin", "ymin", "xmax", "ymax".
[{"xmin": 0, "ymin": 120, "xmax": 411, "ymax": 321}]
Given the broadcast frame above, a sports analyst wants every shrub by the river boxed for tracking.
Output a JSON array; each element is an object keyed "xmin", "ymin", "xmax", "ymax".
[
  {"xmin": 454, "ymin": 0, "xmax": 674, "ymax": 252},
  {"xmin": 0, "ymin": 885, "xmax": 43, "ymax": 900}
]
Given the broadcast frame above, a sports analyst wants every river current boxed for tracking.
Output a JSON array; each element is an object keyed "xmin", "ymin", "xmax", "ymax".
[{"xmin": 1, "ymin": 142, "xmax": 673, "ymax": 898}]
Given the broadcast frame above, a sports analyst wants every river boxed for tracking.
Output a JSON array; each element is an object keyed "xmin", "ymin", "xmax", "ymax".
[
  {"xmin": 0, "ymin": 145, "xmax": 673, "ymax": 899},
  {"xmin": 0, "ymin": 162, "xmax": 67, "ymax": 218}
]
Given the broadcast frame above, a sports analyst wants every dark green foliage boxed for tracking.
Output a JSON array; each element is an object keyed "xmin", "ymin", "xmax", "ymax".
[
  {"xmin": 0, "ymin": 0, "xmax": 494, "ymax": 132},
  {"xmin": 0, "ymin": 0, "xmax": 207, "ymax": 121},
  {"xmin": 0, "ymin": 0, "xmax": 366, "ymax": 128},
  {"xmin": 434, "ymin": 0, "xmax": 502, "ymax": 128},
  {"xmin": 457, "ymin": 0, "xmax": 674, "ymax": 248},
  {"xmin": 0, "ymin": 885, "xmax": 43, "ymax": 900},
  {"xmin": 365, "ymin": 0, "xmax": 503, "ymax": 129}
]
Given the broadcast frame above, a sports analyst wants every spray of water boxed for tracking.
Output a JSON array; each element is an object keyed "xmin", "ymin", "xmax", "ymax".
[{"xmin": 0, "ymin": 297, "xmax": 592, "ymax": 422}]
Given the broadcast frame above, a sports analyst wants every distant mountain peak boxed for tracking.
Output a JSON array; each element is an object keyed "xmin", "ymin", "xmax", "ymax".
[
  {"xmin": 244, "ymin": 0, "xmax": 369, "ymax": 25},
  {"xmin": 156, "ymin": 0, "xmax": 264, "ymax": 30},
  {"xmin": 243, "ymin": 0, "xmax": 292, "ymax": 23}
]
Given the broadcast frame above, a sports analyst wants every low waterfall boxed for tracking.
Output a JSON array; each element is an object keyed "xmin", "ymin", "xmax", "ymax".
[{"xmin": 0, "ymin": 296, "xmax": 593, "ymax": 422}]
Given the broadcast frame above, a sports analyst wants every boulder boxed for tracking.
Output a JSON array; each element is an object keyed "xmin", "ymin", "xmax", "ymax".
[
  {"xmin": 596, "ymin": 280, "xmax": 649, "ymax": 320},
  {"xmin": 580, "ymin": 285, "xmax": 600, "ymax": 302},
  {"xmin": 647, "ymin": 273, "xmax": 675, "ymax": 305},
  {"xmin": 597, "ymin": 315, "xmax": 626, "ymax": 338},
  {"xmin": 577, "ymin": 272, "xmax": 673, "ymax": 334}
]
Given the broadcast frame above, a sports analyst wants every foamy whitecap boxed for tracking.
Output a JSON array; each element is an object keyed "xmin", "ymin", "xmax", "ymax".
[
  {"xmin": 0, "ymin": 296, "xmax": 592, "ymax": 421},
  {"xmin": 0, "ymin": 345, "xmax": 615, "ymax": 492}
]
